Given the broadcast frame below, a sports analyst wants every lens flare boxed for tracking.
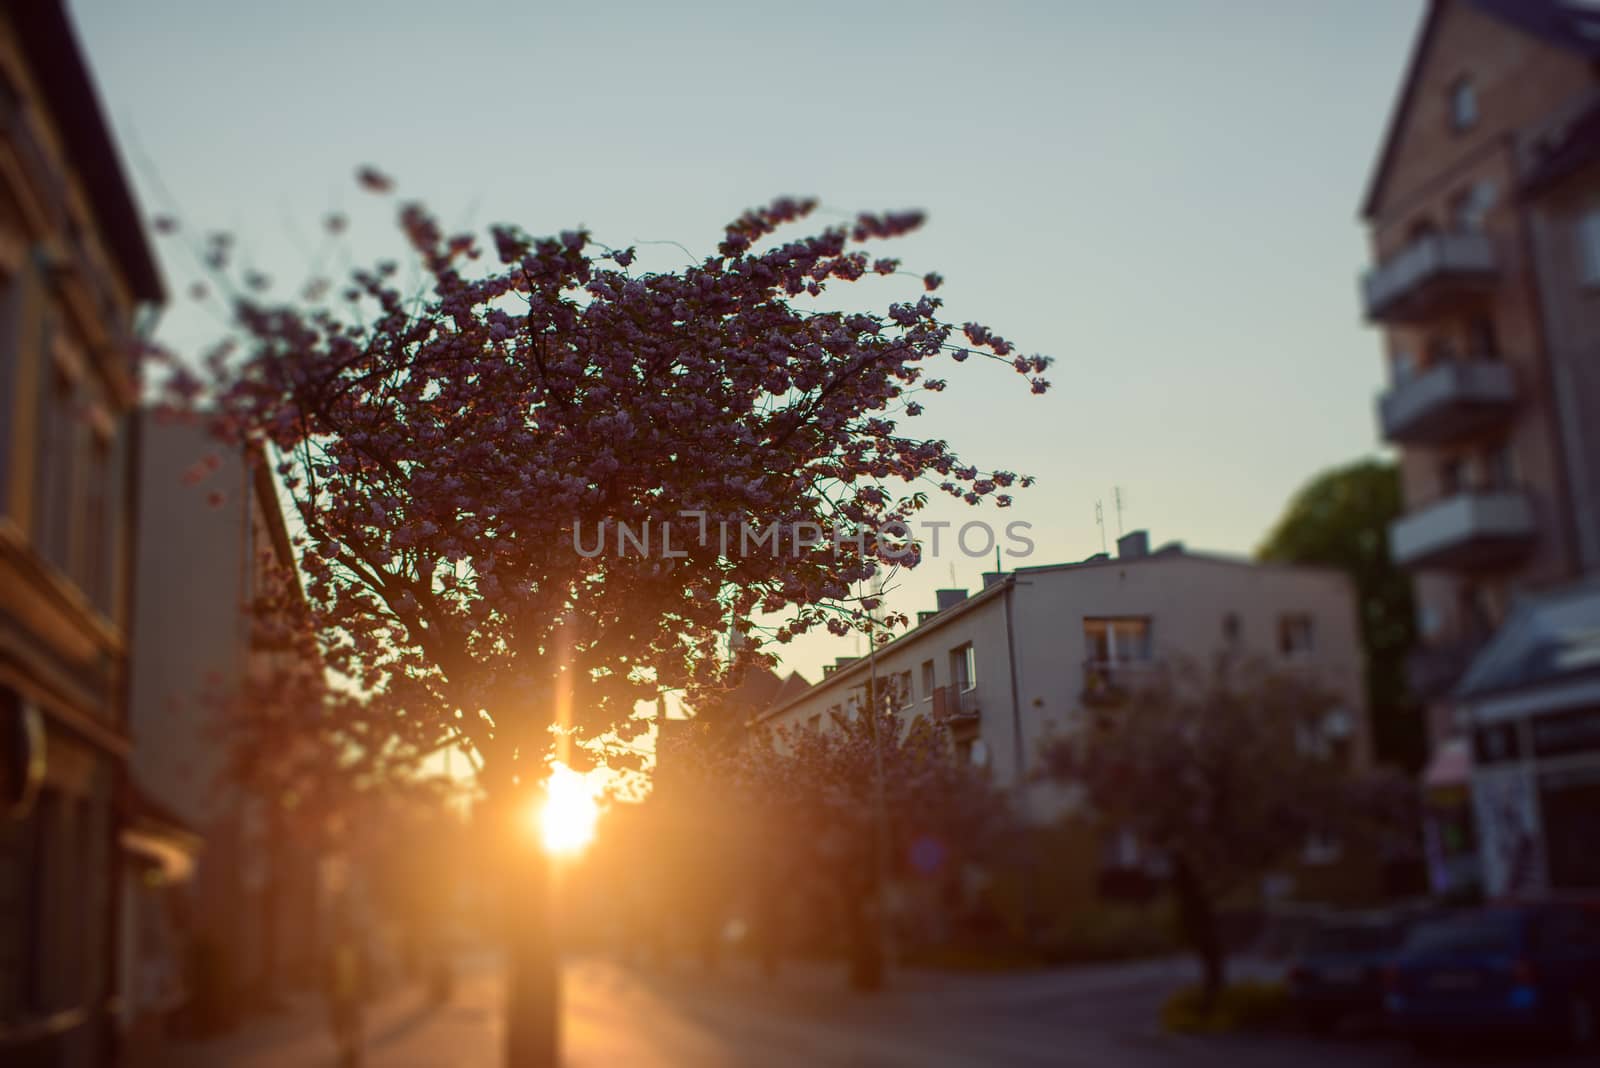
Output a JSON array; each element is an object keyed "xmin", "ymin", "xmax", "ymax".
[{"xmin": 536, "ymin": 763, "xmax": 599, "ymax": 856}]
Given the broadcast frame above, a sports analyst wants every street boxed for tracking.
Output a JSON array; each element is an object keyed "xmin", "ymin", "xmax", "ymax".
[{"xmin": 162, "ymin": 953, "xmax": 1592, "ymax": 1067}]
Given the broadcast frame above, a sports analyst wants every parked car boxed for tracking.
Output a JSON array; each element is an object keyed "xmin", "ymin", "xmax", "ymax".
[
  {"xmin": 1383, "ymin": 902, "xmax": 1600, "ymax": 1051},
  {"xmin": 1286, "ymin": 912, "xmax": 1409, "ymax": 1030}
]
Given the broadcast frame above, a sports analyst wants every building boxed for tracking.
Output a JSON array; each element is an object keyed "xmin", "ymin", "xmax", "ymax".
[
  {"xmin": 754, "ymin": 532, "xmax": 1370, "ymax": 830},
  {"xmin": 0, "ymin": 0, "xmax": 165, "ymax": 1063},
  {"xmin": 127, "ymin": 415, "xmax": 324, "ymax": 1027},
  {"xmin": 1358, "ymin": 0, "xmax": 1600, "ymax": 895},
  {"xmin": 1453, "ymin": 581, "xmax": 1600, "ymax": 897}
]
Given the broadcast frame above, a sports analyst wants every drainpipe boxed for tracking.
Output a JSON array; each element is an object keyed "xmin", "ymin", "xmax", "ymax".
[{"xmin": 1000, "ymin": 575, "xmax": 1036, "ymax": 934}]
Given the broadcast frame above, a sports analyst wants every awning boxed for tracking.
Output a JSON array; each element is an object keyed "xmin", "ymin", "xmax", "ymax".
[{"xmin": 1457, "ymin": 580, "xmax": 1600, "ymax": 701}]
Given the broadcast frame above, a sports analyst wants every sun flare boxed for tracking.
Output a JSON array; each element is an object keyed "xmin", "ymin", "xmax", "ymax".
[{"xmin": 536, "ymin": 763, "xmax": 599, "ymax": 856}]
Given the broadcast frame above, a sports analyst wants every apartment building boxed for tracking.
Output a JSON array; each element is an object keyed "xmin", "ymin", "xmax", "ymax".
[
  {"xmin": 754, "ymin": 532, "xmax": 1369, "ymax": 825},
  {"xmin": 0, "ymin": 1, "xmax": 165, "ymax": 1063},
  {"xmin": 128, "ymin": 415, "xmax": 326, "ymax": 1022},
  {"xmin": 1359, "ymin": 0, "xmax": 1600, "ymax": 895}
]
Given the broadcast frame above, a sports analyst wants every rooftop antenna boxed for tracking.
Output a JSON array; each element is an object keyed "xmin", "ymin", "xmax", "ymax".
[
  {"xmin": 949, "ymin": 559, "xmax": 958, "ymax": 587},
  {"xmin": 1095, "ymin": 500, "xmax": 1107, "ymax": 554},
  {"xmin": 1114, "ymin": 486, "xmax": 1125, "ymax": 537}
]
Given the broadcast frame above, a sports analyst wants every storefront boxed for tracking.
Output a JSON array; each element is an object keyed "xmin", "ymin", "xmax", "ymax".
[{"xmin": 1456, "ymin": 582, "xmax": 1600, "ymax": 898}]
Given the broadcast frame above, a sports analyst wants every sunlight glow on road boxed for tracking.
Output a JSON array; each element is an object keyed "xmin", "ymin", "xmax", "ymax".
[{"xmin": 537, "ymin": 763, "xmax": 599, "ymax": 856}]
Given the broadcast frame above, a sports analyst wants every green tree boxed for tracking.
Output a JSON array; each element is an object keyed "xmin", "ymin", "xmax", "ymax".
[{"xmin": 1258, "ymin": 459, "xmax": 1423, "ymax": 771}]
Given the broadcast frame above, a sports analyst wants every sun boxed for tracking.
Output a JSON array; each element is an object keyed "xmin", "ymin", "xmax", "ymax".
[{"xmin": 536, "ymin": 763, "xmax": 599, "ymax": 856}]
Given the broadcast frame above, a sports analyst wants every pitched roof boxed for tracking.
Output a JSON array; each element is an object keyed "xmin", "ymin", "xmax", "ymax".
[{"xmin": 1360, "ymin": 0, "xmax": 1600, "ymax": 221}]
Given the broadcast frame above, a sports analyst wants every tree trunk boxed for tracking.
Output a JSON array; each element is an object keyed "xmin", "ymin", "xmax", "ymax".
[
  {"xmin": 503, "ymin": 817, "xmax": 559, "ymax": 1068},
  {"xmin": 1170, "ymin": 854, "xmax": 1226, "ymax": 1007},
  {"xmin": 846, "ymin": 888, "xmax": 884, "ymax": 992}
]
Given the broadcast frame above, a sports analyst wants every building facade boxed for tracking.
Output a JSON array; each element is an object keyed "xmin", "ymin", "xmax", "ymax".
[
  {"xmin": 1359, "ymin": 0, "xmax": 1600, "ymax": 895},
  {"xmin": 0, "ymin": 1, "xmax": 164, "ymax": 1063},
  {"xmin": 755, "ymin": 532, "xmax": 1370, "ymax": 829},
  {"xmin": 128, "ymin": 415, "xmax": 325, "ymax": 1026}
]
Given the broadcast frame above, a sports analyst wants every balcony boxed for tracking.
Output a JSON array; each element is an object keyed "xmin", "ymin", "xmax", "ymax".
[
  {"xmin": 1378, "ymin": 361, "xmax": 1517, "ymax": 445},
  {"xmin": 1081, "ymin": 660, "xmax": 1157, "ymax": 707},
  {"xmin": 1362, "ymin": 231, "xmax": 1498, "ymax": 323},
  {"xmin": 932, "ymin": 684, "xmax": 980, "ymax": 728},
  {"xmin": 951, "ymin": 687, "xmax": 980, "ymax": 725},
  {"xmin": 1389, "ymin": 489, "xmax": 1536, "ymax": 571}
]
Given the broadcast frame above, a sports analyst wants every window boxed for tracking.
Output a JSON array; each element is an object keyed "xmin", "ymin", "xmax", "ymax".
[
  {"xmin": 891, "ymin": 670, "xmax": 913, "ymax": 711},
  {"xmin": 1450, "ymin": 180, "xmax": 1495, "ymax": 232},
  {"xmin": 826, "ymin": 704, "xmax": 841, "ymax": 723},
  {"xmin": 1459, "ymin": 582, "xmax": 1495, "ymax": 638},
  {"xmin": 1438, "ymin": 455, "xmax": 1466, "ymax": 496},
  {"xmin": 949, "ymin": 643, "xmax": 976, "ymax": 692},
  {"xmin": 1389, "ymin": 346, "xmax": 1417, "ymax": 385},
  {"xmin": 807, "ymin": 713, "xmax": 821, "ymax": 732},
  {"xmin": 919, "ymin": 659, "xmax": 935, "ymax": 701},
  {"xmin": 1425, "ymin": 334, "xmax": 1459, "ymax": 367},
  {"xmin": 1578, "ymin": 210, "xmax": 1600, "ymax": 286},
  {"xmin": 1279, "ymin": 614, "xmax": 1315, "ymax": 659},
  {"xmin": 1083, "ymin": 617, "xmax": 1152, "ymax": 664},
  {"xmin": 1468, "ymin": 315, "xmax": 1499, "ymax": 361},
  {"xmin": 0, "ymin": 272, "xmax": 17, "ymax": 512},
  {"xmin": 81, "ymin": 432, "xmax": 110, "ymax": 612},
  {"xmin": 1485, "ymin": 440, "xmax": 1517, "ymax": 489},
  {"xmin": 33, "ymin": 359, "xmax": 80, "ymax": 574},
  {"xmin": 1450, "ymin": 77, "xmax": 1477, "ymax": 132}
]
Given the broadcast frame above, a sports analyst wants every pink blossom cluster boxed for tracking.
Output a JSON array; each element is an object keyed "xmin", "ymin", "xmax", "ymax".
[{"xmin": 151, "ymin": 177, "xmax": 1053, "ymax": 789}]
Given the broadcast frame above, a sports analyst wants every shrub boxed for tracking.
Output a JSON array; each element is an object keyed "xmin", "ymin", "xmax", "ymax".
[
  {"xmin": 1161, "ymin": 981, "xmax": 1289, "ymax": 1034},
  {"xmin": 1039, "ymin": 900, "xmax": 1178, "ymax": 965}
]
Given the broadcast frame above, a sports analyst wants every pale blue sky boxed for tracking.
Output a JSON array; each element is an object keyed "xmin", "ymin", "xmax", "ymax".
[{"xmin": 77, "ymin": 0, "xmax": 1424, "ymax": 682}]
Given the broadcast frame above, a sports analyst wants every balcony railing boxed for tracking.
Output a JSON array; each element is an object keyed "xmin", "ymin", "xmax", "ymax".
[
  {"xmin": 1378, "ymin": 360, "xmax": 1517, "ymax": 445},
  {"xmin": 1389, "ymin": 488, "xmax": 1536, "ymax": 571},
  {"xmin": 1081, "ymin": 659, "xmax": 1156, "ymax": 707},
  {"xmin": 1362, "ymin": 231, "xmax": 1498, "ymax": 323},
  {"xmin": 932, "ymin": 685, "xmax": 980, "ymax": 727}
]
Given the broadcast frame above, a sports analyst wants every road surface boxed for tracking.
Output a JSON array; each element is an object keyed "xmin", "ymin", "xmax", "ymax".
[{"xmin": 164, "ymin": 952, "xmax": 1585, "ymax": 1066}]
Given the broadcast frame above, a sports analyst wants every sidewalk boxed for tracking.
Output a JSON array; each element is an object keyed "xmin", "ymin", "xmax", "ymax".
[{"xmin": 162, "ymin": 959, "xmax": 504, "ymax": 1068}]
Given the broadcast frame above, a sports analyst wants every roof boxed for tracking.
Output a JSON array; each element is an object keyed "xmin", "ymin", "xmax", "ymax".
[
  {"xmin": 754, "ymin": 543, "xmax": 1350, "ymax": 725},
  {"xmin": 1013, "ymin": 545, "xmax": 1347, "ymax": 581},
  {"xmin": 755, "ymin": 576, "xmax": 1015, "ymax": 724},
  {"xmin": 1359, "ymin": 0, "xmax": 1600, "ymax": 222},
  {"xmin": 12, "ymin": 0, "xmax": 165, "ymax": 303},
  {"xmin": 686, "ymin": 666, "xmax": 809, "ymax": 725},
  {"xmin": 1455, "ymin": 580, "xmax": 1600, "ymax": 700}
]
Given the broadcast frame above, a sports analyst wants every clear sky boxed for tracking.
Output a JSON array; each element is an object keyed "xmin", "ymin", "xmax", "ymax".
[{"xmin": 76, "ymin": 0, "xmax": 1424, "ymax": 684}]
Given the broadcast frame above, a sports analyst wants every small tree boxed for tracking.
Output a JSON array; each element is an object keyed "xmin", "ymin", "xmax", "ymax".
[
  {"xmin": 737, "ymin": 695, "xmax": 1014, "ymax": 990},
  {"xmin": 152, "ymin": 180, "xmax": 1051, "ymax": 1066},
  {"xmin": 1039, "ymin": 657, "xmax": 1392, "ymax": 1006}
]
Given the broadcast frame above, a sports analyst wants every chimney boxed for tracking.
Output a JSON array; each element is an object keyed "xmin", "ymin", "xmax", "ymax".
[
  {"xmin": 917, "ymin": 610, "xmax": 938, "ymax": 626},
  {"xmin": 835, "ymin": 656, "xmax": 859, "ymax": 670},
  {"xmin": 935, "ymin": 588, "xmax": 968, "ymax": 612},
  {"xmin": 1117, "ymin": 530, "xmax": 1150, "ymax": 560},
  {"xmin": 981, "ymin": 571, "xmax": 1005, "ymax": 589}
]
